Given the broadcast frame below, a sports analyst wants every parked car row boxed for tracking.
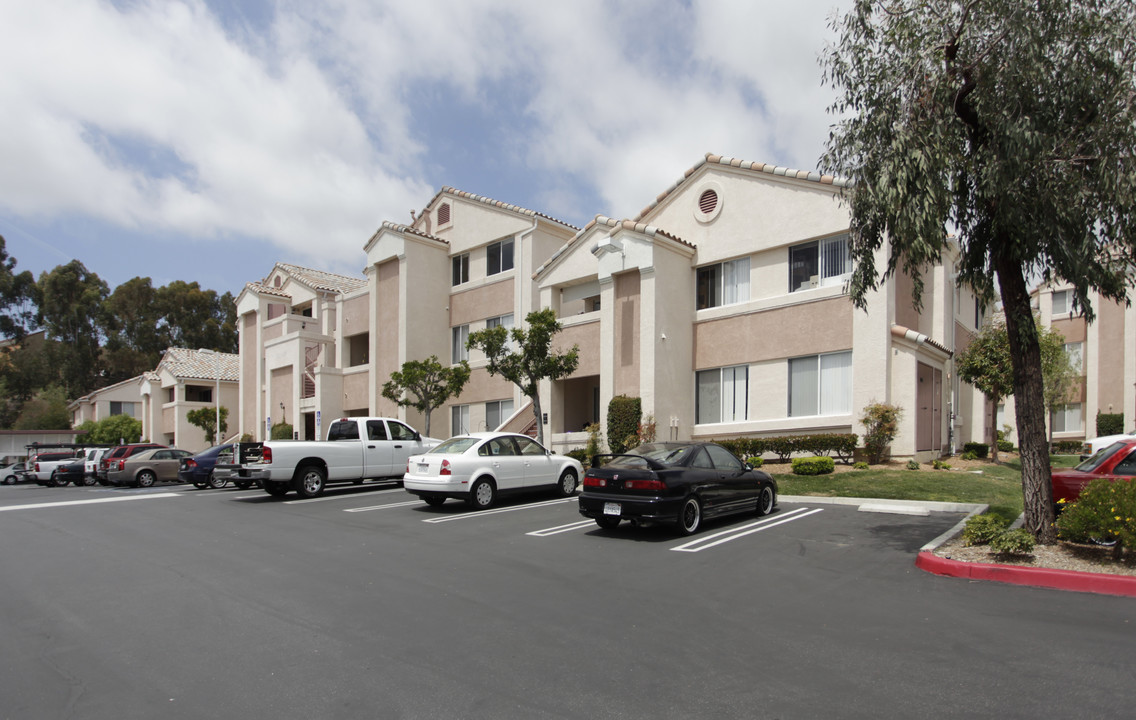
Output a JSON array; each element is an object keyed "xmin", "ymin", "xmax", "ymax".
[{"xmin": 7, "ymin": 421, "xmax": 780, "ymax": 537}]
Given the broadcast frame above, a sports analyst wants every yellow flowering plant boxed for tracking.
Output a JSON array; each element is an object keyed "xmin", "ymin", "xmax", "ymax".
[{"xmin": 1056, "ymin": 477, "xmax": 1136, "ymax": 561}]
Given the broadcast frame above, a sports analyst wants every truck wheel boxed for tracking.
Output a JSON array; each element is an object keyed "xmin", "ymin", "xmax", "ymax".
[
  {"xmin": 294, "ymin": 465, "xmax": 326, "ymax": 499},
  {"xmin": 264, "ymin": 482, "xmax": 289, "ymax": 497}
]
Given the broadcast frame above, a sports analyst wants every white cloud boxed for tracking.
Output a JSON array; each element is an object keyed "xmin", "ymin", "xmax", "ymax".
[{"xmin": 0, "ymin": 0, "xmax": 853, "ymax": 278}]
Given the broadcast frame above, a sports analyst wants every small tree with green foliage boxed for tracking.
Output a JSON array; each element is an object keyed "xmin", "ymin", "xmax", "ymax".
[
  {"xmin": 381, "ymin": 355, "xmax": 470, "ymax": 437},
  {"xmin": 466, "ymin": 308, "xmax": 579, "ymax": 447},
  {"xmin": 957, "ymin": 322, "xmax": 1015, "ymax": 463},
  {"xmin": 860, "ymin": 402, "xmax": 902, "ymax": 465},
  {"xmin": 187, "ymin": 406, "xmax": 229, "ymax": 445},
  {"xmin": 270, "ymin": 422, "xmax": 294, "ymax": 440},
  {"xmin": 76, "ymin": 414, "xmax": 143, "ymax": 445}
]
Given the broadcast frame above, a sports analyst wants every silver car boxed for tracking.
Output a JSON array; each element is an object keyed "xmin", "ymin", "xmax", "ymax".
[{"xmin": 107, "ymin": 448, "xmax": 193, "ymax": 487}]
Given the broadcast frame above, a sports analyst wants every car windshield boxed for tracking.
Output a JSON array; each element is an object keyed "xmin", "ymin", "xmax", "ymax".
[
  {"xmin": 1076, "ymin": 441, "xmax": 1131, "ymax": 472},
  {"xmin": 429, "ymin": 437, "xmax": 479, "ymax": 455},
  {"xmin": 605, "ymin": 443, "xmax": 696, "ymax": 468}
]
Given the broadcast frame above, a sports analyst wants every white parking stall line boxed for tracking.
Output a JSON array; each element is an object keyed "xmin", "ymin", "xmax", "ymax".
[
  {"xmin": 526, "ymin": 519, "xmax": 596, "ymax": 537},
  {"xmin": 344, "ymin": 499, "xmax": 423, "ymax": 513},
  {"xmin": 423, "ymin": 498, "xmax": 574, "ymax": 523},
  {"xmin": 0, "ymin": 493, "xmax": 181, "ymax": 512},
  {"xmin": 284, "ymin": 488, "xmax": 404, "ymax": 505},
  {"xmin": 671, "ymin": 507, "xmax": 824, "ymax": 553}
]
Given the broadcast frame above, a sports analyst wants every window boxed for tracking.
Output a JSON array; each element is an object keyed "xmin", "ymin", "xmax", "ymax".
[
  {"xmin": 389, "ymin": 421, "xmax": 417, "ymax": 441},
  {"xmin": 515, "ymin": 436, "xmax": 545, "ymax": 455},
  {"xmin": 697, "ymin": 257, "xmax": 750, "ymax": 309},
  {"xmin": 789, "ymin": 351, "xmax": 853, "ymax": 417},
  {"xmin": 487, "ymin": 239, "xmax": 514, "ymax": 275},
  {"xmin": 1052, "ymin": 289, "xmax": 1071, "ymax": 315},
  {"xmin": 328, "ymin": 420, "xmax": 360, "ymax": 441},
  {"xmin": 486, "ymin": 314, "xmax": 514, "ymax": 350},
  {"xmin": 109, "ymin": 401, "xmax": 136, "ymax": 418},
  {"xmin": 974, "ymin": 300, "xmax": 983, "ymax": 329},
  {"xmin": 1052, "ymin": 403, "xmax": 1083, "ymax": 433},
  {"xmin": 1064, "ymin": 342, "xmax": 1083, "ymax": 374},
  {"xmin": 485, "ymin": 399, "xmax": 514, "ymax": 430},
  {"xmin": 452, "ymin": 405, "xmax": 470, "ymax": 435},
  {"xmin": 366, "ymin": 421, "xmax": 388, "ymax": 440},
  {"xmin": 789, "ymin": 234, "xmax": 850, "ymax": 292},
  {"xmin": 696, "ymin": 365, "xmax": 748, "ymax": 424},
  {"xmin": 452, "ymin": 253, "xmax": 469, "ymax": 286},
  {"xmin": 452, "ymin": 325, "xmax": 469, "ymax": 364},
  {"xmin": 705, "ymin": 444, "xmax": 744, "ymax": 471}
]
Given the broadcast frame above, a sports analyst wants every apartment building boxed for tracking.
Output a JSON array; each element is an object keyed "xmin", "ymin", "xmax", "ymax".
[
  {"xmin": 235, "ymin": 155, "xmax": 988, "ymax": 460},
  {"xmin": 69, "ymin": 374, "xmax": 145, "ymax": 427},
  {"xmin": 139, "ymin": 347, "xmax": 239, "ymax": 452},
  {"xmin": 994, "ymin": 285, "xmax": 1135, "ymax": 446}
]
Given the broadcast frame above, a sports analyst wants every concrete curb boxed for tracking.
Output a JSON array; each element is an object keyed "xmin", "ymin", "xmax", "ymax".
[{"xmin": 783, "ymin": 496, "xmax": 1136, "ymax": 597}]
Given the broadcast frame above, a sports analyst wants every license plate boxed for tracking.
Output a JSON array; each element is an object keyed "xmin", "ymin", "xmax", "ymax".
[
  {"xmin": 603, "ymin": 502, "xmax": 621, "ymax": 516},
  {"xmin": 418, "ymin": 463, "xmax": 429, "ymax": 473}
]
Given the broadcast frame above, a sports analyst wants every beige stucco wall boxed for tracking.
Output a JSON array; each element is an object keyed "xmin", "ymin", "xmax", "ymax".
[
  {"xmin": 694, "ymin": 298, "xmax": 852, "ymax": 369},
  {"xmin": 612, "ymin": 271, "xmax": 641, "ymax": 397}
]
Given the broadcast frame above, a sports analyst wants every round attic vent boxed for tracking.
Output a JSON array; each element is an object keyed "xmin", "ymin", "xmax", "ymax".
[{"xmin": 698, "ymin": 189, "xmax": 718, "ymax": 215}]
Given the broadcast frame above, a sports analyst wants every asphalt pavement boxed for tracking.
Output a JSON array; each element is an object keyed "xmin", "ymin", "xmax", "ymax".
[{"xmin": 1, "ymin": 481, "xmax": 1133, "ymax": 719}]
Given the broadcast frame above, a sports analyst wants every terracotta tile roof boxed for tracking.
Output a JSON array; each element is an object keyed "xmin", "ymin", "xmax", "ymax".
[
  {"xmin": 532, "ymin": 215, "xmax": 695, "ymax": 278},
  {"xmin": 415, "ymin": 187, "xmax": 580, "ymax": 233},
  {"xmin": 890, "ymin": 325, "xmax": 953, "ymax": 356},
  {"xmin": 244, "ymin": 281, "xmax": 291, "ymax": 299},
  {"xmin": 368, "ymin": 221, "xmax": 449, "ymax": 247},
  {"xmin": 159, "ymin": 348, "xmax": 240, "ymax": 382},
  {"xmin": 270, "ymin": 263, "xmax": 367, "ymax": 295},
  {"xmin": 633, "ymin": 152, "xmax": 852, "ymax": 222}
]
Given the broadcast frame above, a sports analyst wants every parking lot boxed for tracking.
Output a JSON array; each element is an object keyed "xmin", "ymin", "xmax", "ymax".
[{"xmin": 2, "ymin": 481, "xmax": 1134, "ymax": 719}]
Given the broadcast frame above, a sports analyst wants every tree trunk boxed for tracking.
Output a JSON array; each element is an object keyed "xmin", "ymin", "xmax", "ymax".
[
  {"xmin": 989, "ymin": 398, "xmax": 1000, "ymax": 463},
  {"xmin": 994, "ymin": 253, "xmax": 1057, "ymax": 543},
  {"xmin": 531, "ymin": 391, "xmax": 544, "ymax": 447}
]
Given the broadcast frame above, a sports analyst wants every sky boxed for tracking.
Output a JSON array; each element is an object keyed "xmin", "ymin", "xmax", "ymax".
[{"xmin": 0, "ymin": 0, "xmax": 853, "ymax": 298}]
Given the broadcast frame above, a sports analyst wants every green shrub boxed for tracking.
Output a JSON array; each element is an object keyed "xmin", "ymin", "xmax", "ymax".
[
  {"xmin": 270, "ymin": 422, "xmax": 294, "ymax": 440},
  {"xmin": 853, "ymin": 461, "xmax": 869, "ymax": 470},
  {"xmin": 997, "ymin": 440, "xmax": 1014, "ymax": 453},
  {"xmin": 962, "ymin": 442, "xmax": 989, "ymax": 459},
  {"xmin": 861, "ymin": 402, "xmax": 902, "ymax": 464},
  {"xmin": 1056, "ymin": 477, "xmax": 1136, "ymax": 558},
  {"xmin": 1097, "ymin": 411, "xmax": 1125, "ymax": 437},
  {"xmin": 1052, "ymin": 440, "xmax": 1083, "ymax": 455},
  {"xmin": 746, "ymin": 456, "xmax": 764, "ymax": 468},
  {"xmin": 961, "ymin": 451, "xmax": 978, "ymax": 461},
  {"xmin": 989, "ymin": 528, "xmax": 1036, "ymax": 556},
  {"xmin": 932, "ymin": 459, "xmax": 951, "ymax": 470},
  {"xmin": 905, "ymin": 460, "xmax": 921, "ymax": 470},
  {"xmin": 962, "ymin": 514, "xmax": 1008, "ymax": 546},
  {"xmin": 791, "ymin": 456, "xmax": 835, "ymax": 476},
  {"xmin": 607, "ymin": 395, "xmax": 641, "ymax": 455},
  {"xmin": 566, "ymin": 448, "xmax": 589, "ymax": 465}
]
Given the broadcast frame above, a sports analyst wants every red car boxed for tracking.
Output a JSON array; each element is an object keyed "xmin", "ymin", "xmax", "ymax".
[{"xmin": 1051, "ymin": 439, "xmax": 1136, "ymax": 507}]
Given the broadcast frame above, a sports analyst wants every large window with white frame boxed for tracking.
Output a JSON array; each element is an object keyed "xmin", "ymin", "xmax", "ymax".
[
  {"xmin": 1064, "ymin": 341, "xmax": 1083, "ymax": 374},
  {"xmin": 485, "ymin": 399, "xmax": 514, "ymax": 431},
  {"xmin": 789, "ymin": 351, "xmax": 853, "ymax": 417},
  {"xmin": 452, "ymin": 404, "xmax": 470, "ymax": 435},
  {"xmin": 451, "ymin": 324, "xmax": 469, "ymax": 364},
  {"xmin": 452, "ymin": 253, "xmax": 469, "ymax": 286},
  {"xmin": 486, "ymin": 313, "xmax": 514, "ymax": 351},
  {"xmin": 696, "ymin": 257, "xmax": 750, "ymax": 310},
  {"xmin": 696, "ymin": 365, "xmax": 748, "ymax": 424},
  {"xmin": 1052, "ymin": 403, "xmax": 1083, "ymax": 433},
  {"xmin": 789, "ymin": 234, "xmax": 850, "ymax": 293},
  {"xmin": 1051, "ymin": 289, "xmax": 1071, "ymax": 316},
  {"xmin": 487, "ymin": 239, "xmax": 514, "ymax": 276}
]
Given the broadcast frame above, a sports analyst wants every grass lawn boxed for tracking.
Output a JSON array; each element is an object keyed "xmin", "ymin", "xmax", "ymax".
[{"xmin": 771, "ymin": 455, "xmax": 1082, "ymax": 524}]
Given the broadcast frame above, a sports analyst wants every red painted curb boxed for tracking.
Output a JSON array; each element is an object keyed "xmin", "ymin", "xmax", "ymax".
[{"xmin": 916, "ymin": 551, "xmax": 1136, "ymax": 598}]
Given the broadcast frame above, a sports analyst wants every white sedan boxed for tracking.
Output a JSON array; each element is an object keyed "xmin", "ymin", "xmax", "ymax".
[{"xmin": 403, "ymin": 432, "xmax": 583, "ymax": 509}]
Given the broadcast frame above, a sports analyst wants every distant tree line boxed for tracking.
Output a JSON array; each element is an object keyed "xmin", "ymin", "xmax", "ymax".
[{"xmin": 0, "ymin": 234, "xmax": 237, "ymax": 429}]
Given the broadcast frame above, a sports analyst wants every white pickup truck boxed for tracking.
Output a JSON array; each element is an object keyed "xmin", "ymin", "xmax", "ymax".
[{"xmin": 215, "ymin": 417, "xmax": 440, "ymax": 499}]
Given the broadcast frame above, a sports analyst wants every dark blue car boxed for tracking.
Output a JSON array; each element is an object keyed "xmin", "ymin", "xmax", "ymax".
[{"xmin": 178, "ymin": 444, "xmax": 244, "ymax": 489}]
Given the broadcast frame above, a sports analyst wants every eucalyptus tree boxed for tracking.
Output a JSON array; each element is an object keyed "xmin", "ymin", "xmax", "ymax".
[{"xmin": 823, "ymin": 0, "xmax": 1136, "ymax": 542}]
